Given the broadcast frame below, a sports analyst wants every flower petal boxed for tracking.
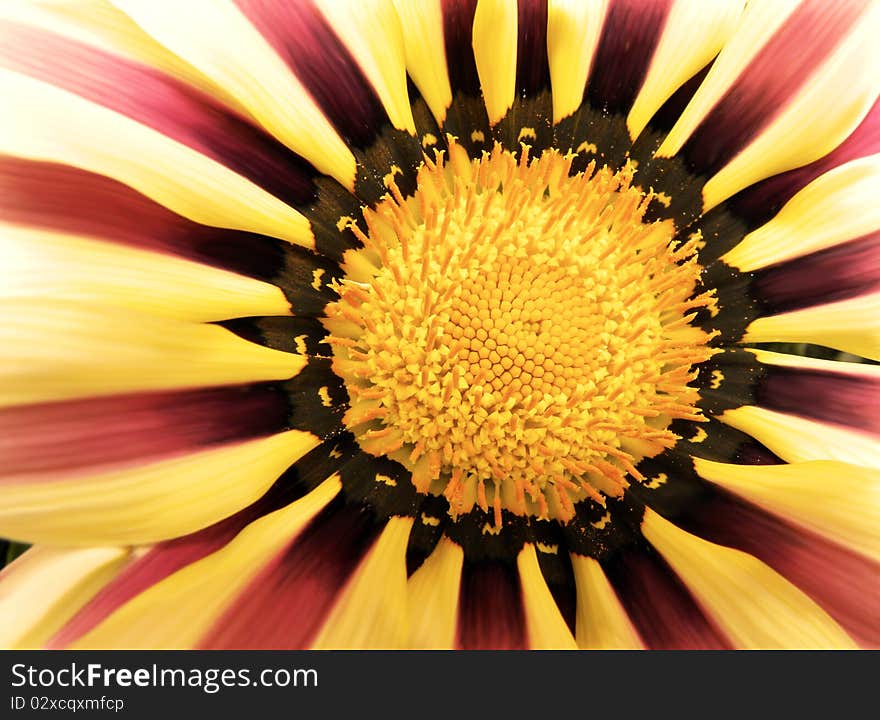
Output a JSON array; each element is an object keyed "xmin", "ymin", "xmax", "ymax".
[
  {"xmin": 516, "ymin": 543, "xmax": 578, "ymax": 649},
  {"xmin": 750, "ymin": 350, "xmax": 880, "ymax": 436},
  {"xmin": 742, "ymin": 292, "xmax": 880, "ymax": 361},
  {"xmin": 694, "ymin": 459, "xmax": 879, "ymax": 562},
  {"xmin": 457, "ymin": 561, "xmax": 527, "ymax": 649},
  {"xmin": 0, "ymin": 0, "xmax": 240, "ymax": 108},
  {"xmin": 406, "ymin": 535, "xmax": 463, "ymax": 650},
  {"xmin": 570, "ymin": 554, "xmax": 643, "ymax": 649},
  {"xmin": 310, "ymin": 0, "xmax": 415, "ymax": 135},
  {"xmin": 0, "ymin": 384, "xmax": 290, "ymax": 479},
  {"xmin": 0, "ymin": 69, "xmax": 313, "ymax": 247},
  {"xmin": 627, "ymin": 0, "xmax": 743, "ymax": 140},
  {"xmin": 722, "ymin": 155, "xmax": 880, "ymax": 271},
  {"xmin": 547, "ymin": 0, "xmax": 607, "ymax": 122},
  {"xmin": 392, "ymin": 0, "xmax": 452, "ymax": 124},
  {"xmin": 472, "ymin": 0, "xmax": 518, "ymax": 125},
  {"xmin": 110, "ymin": 0, "xmax": 356, "ymax": 186},
  {"xmin": 0, "ymin": 545, "xmax": 130, "ymax": 649},
  {"xmin": 312, "ymin": 516, "xmax": 413, "ymax": 649},
  {"xmin": 0, "ymin": 429, "xmax": 320, "ymax": 546},
  {"xmin": 0, "ymin": 225, "xmax": 290, "ymax": 323},
  {"xmin": 700, "ymin": 1, "xmax": 880, "ymax": 210},
  {"xmin": 0, "ymin": 302, "xmax": 305, "ymax": 407},
  {"xmin": 720, "ymin": 406, "xmax": 880, "ymax": 469},
  {"xmin": 71, "ymin": 478, "xmax": 341, "ymax": 649},
  {"xmin": 0, "ymin": 20, "xmax": 320, "ymax": 210},
  {"xmin": 0, "ymin": 158, "xmax": 297, "ymax": 283},
  {"xmin": 642, "ymin": 509, "xmax": 857, "ymax": 649}
]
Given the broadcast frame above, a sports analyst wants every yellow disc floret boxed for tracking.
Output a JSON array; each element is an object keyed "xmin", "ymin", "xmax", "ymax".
[{"xmin": 324, "ymin": 137, "xmax": 717, "ymax": 526}]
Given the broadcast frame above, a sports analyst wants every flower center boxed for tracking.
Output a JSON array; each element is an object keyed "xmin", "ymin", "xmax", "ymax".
[{"xmin": 325, "ymin": 138, "xmax": 717, "ymax": 526}]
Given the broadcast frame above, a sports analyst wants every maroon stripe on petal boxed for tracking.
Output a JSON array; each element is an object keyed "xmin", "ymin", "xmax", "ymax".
[
  {"xmin": 516, "ymin": 0, "xmax": 549, "ymax": 96},
  {"xmin": 47, "ymin": 475, "xmax": 309, "ymax": 648},
  {"xmin": 683, "ymin": 0, "xmax": 870, "ymax": 177},
  {"xmin": 0, "ymin": 22, "xmax": 318, "ymax": 209},
  {"xmin": 442, "ymin": 0, "xmax": 481, "ymax": 97},
  {"xmin": 755, "ymin": 361, "xmax": 880, "ymax": 436},
  {"xmin": 752, "ymin": 231, "xmax": 880, "ymax": 314},
  {"xmin": 236, "ymin": 0, "xmax": 387, "ymax": 148},
  {"xmin": 457, "ymin": 561, "xmax": 526, "ymax": 649},
  {"xmin": 0, "ymin": 157, "xmax": 287, "ymax": 283},
  {"xmin": 199, "ymin": 497, "xmax": 381, "ymax": 649},
  {"xmin": 587, "ymin": 0, "xmax": 672, "ymax": 114},
  {"xmin": 602, "ymin": 545, "xmax": 732, "ymax": 649},
  {"xmin": 730, "ymin": 97, "xmax": 880, "ymax": 226},
  {"xmin": 0, "ymin": 384, "xmax": 290, "ymax": 481},
  {"xmin": 677, "ymin": 489, "xmax": 880, "ymax": 648}
]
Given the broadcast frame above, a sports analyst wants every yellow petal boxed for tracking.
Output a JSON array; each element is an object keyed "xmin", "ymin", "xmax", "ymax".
[
  {"xmin": 702, "ymin": 2, "xmax": 880, "ymax": 210},
  {"xmin": 720, "ymin": 406, "xmax": 880, "ymax": 469},
  {"xmin": 628, "ymin": 0, "xmax": 745, "ymax": 140},
  {"xmin": 0, "ymin": 68, "xmax": 313, "ymax": 247},
  {"xmin": 642, "ymin": 509, "xmax": 857, "ymax": 649},
  {"xmin": 0, "ymin": 429, "xmax": 320, "ymax": 546},
  {"xmin": 312, "ymin": 516, "xmax": 414, "ymax": 649},
  {"xmin": 694, "ymin": 458, "xmax": 880, "ymax": 562},
  {"xmin": 0, "ymin": 0, "xmax": 243, "ymax": 111},
  {"xmin": 313, "ymin": 0, "xmax": 415, "ymax": 134},
  {"xmin": 750, "ymin": 348, "xmax": 880, "ymax": 379},
  {"xmin": 71, "ymin": 477, "xmax": 341, "ymax": 649},
  {"xmin": 516, "ymin": 544, "xmax": 578, "ymax": 649},
  {"xmin": 656, "ymin": 0, "xmax": 801, "ymax": 158},
  {"xmin": 472, "ymin": 0, "xmax": 518, "ymax": 125},
  {"xmin": 570, "ymin": 553, "xmax": 643, "ymax": 649},
  {"xmin": 407, "ymin": 536, "xmax": 463, "ymax": 649},
  {"xmin": 0, "ymin": 301, "xmax": 305, "ymax": 408},
  {"xmin": 723, "ymin": 155, "xmax": 880, "ymax": 271},
  {"xmin": 391, "ymin": 0, "xmax": 452, "ymax": 125},
  {"xmin": 547, "ymin": 0, "xmax": 608, "ymax": 123},
  {"xmin": 0, "ymin": 225, "xmax": 290, "ymax": 323},
  {"xmin": 110, "ymin": 0, "xmax": 356, "ymax": 187},
  {"xmin": 0, "ymin": 545, "xmax": 130, "ymax": 649},
  {"xmin": 743, "ymin": 293, "xmax": 880, "ymax": 361}
]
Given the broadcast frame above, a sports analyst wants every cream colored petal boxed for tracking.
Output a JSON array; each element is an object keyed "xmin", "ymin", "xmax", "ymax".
[
  {"xmin": 749, "ymin": 349, "xmax": 880, "ymax": 380},
  {"xmin": 312, "ymin": 516, "xmax": 414, "ymax": 649},
  {"xmin": 516, "ymin": 544, "xmax": 578, "ymax": 649},
  {"xmin": 0, "ymin": 301, "xmax": 305, "ymax": 408},
  {"xmin": 472, "ymin": 0, "xmax": 518, "ymax": 125},
  {"xmin": 71, "ymin": 478, "xmax": 341, "ymax": 649},
  {"xmin": 743, "ymin": 293, "xmax": 880, "ymax": 361},
  {"xmin": 547, "ymin": 0, "xmax": 608, "ymax": 123},
  {"xmin": 656, "ymin": 0, "xmax": 801, "ymax": 158},
  {"xmin": 570, "ymin": 554, "xmax": 643, "ymax": 649},
  {"xmin": 628, "ymin": 0, "xmax": 745, "ymax": 140},
  {"xmin": 0, "ymin": 545, "xmax": 130, "ymax": 649},
  {"xmin": 694, "ymin": 458, "xmax": 880, "ymax": 562},
  {"xmin": 0, "ymin": 430, "xmax": 320, "ymax": 546},
  {"xmin": 0, "ymin": 225, "xmax": 290, "ymax": 322},
  {"xmin": 702, "ymin": 2, "xmax": 880, "ymax": 210},
  {"xmin": 642, "ymin": 509, "xmax": 857, "ymax": 649},
  {"xmin": 314, "ymin": 0, "xmax": 415, "ymax": 134},
  {"xmin": 407, "ymin": 536, "xmax": 463, "ymax": 649},
  {"xmin": 110, "ymin": 0, "xmax": 356, "ymax": 187},
  {"xmin": 392, "ymin": 0, "xmax": 452, "ymax": 125},
  {"xmin": 723, "ymin": 155, "xmax": 880, "ymax": 271},
  {"xmin": 0, "ymin": 0, "xmax": 243, "ymax": 110},
  {"xmin": 0, "ymin": 68, "xmax": 313, "ymax": 247},
  {"xmin": 720, "ymin": 406, "xmax": 880, "ymax": 469}
]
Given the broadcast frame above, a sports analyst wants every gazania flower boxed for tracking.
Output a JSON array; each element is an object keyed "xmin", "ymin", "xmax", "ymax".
[{"xmin": 0, "ymin": 0, "xmax": 878, "ymax": 651}]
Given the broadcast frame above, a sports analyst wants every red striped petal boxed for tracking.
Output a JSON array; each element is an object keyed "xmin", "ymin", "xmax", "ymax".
[{"xmin": 0, "ymin": 384, "xmax": 289, "ymax": 480}]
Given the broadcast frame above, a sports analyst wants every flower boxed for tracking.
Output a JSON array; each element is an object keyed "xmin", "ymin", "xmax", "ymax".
[{"xmin": 0, "ymin": 0, "xmax": 878, "ymax": 650}]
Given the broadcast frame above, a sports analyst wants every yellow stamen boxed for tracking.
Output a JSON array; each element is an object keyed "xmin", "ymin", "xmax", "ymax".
[{"xmin": 325, "ymin": 138, "xmax": 716, "ymax": 523}]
